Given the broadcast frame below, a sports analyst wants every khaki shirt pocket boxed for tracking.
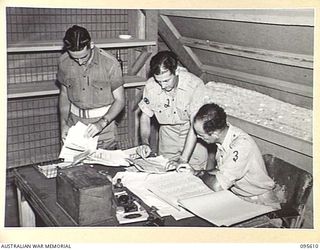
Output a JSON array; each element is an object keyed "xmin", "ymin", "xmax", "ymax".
[
  {"xmin": 176, "ymin": 107, "xmax": 189, "ymax": 122},
  {"xmin": 65, "ymin": 78, "xmax": 80, "ymax": 102},
  {"xmin": 91, "ymin": 80, "xmax": 114, "ymax": 105},
  {"xmin": 154, "ymin": 105, "xmax": 174, "ymax": 124}
]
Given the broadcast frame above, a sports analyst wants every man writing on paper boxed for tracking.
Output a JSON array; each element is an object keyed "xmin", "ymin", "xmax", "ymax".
[
  {"xmin": 178, "ymin": 103, "xmax": 283, "ymax": 208},
  {"xmin": 57, "ymin": 25, "xmax": 125, "ymax": 149}
]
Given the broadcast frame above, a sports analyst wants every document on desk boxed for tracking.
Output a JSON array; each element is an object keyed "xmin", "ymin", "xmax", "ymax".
[
  {"xmin": 129, "ymin": 156, "xmax": 169, "ymax": 173},
  {"xmin": 59, "ymin": 121, "xmax": 98, "ymax": 162},
  {"xmin": 145, "ymin": 172, "xmax": 214, "ymax": 210},
  {"xmin": 178, "ymin": 190, "xmax": 276, "ymax": 226},
  {"xmin": 146, "ymin": 172, "xmax": 276, "ymax": 226}
]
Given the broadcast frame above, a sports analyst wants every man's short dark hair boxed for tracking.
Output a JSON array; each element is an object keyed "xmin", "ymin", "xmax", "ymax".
[
  {"xmin": 194, "ymin": 103, "xmax": 227, "ymax": 135},
  {"xmin": 63, "ymin": 25, "xmax": 91, "ymax": 51},
  {"xmin": 149, "ymin": 50, "xmax": 178, "ymax": 78}
]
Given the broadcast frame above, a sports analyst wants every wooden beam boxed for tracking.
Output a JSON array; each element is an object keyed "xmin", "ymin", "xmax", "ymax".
[
  {"xmin": 159, "ymin": 14, "xmax": 203, "ymax": 76},
  {"xmin": 7, "ymin": 75, "xmax": 147, "ymax": 99},
  {"xmin": 202, "ymin": 64, "xmax": 313, "ymax": 98},
  {"xmin": 180, "ymin": 36, "xmax": 313, "ymax": 69},
  {"xmin": 129, "ymin": 50, "xmax": 152, "ymax": 75},
  {"xmin": 144, "ymin": 10, "xmax": 159, "ymax": 67},
  {"xmin": 159, "ymin": 9, "xmax": 314, "ymax": 26}
]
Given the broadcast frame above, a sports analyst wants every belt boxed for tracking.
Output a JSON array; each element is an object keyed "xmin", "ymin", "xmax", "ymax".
[{"xmin": 70, "ymin": 103, "xmax": 111, "ymax": 119}]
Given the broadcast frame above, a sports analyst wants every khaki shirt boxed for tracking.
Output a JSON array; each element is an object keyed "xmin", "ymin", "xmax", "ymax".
[
  {"xmin": 138, "ymin": 67, "xmax": 208, "ymax": 169},
  {"xmin": 215, "ymin": 124, "xmax": 275, "ymax": 197},
  {"xmin": 139, "ymin": 67, "xmax": 205, "ymax": 124},
  {"xmin": 57, "ymin": 47, "xmax": 123, "ymax": 149},
  {"xmin": 57, "ymin": 46, "xmax": 123, "ymax": 109}
]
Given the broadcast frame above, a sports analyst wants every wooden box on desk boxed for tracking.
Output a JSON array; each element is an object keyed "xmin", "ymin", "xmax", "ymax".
[{"xmin": 56, "ymin": 164, "xmax": 117, "ymax": 226}]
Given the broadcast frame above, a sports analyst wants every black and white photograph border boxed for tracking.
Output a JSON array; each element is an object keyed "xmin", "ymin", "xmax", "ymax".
[{"xmin": 1, "ymin": 0, "xmax": 319, "ymax": 246}]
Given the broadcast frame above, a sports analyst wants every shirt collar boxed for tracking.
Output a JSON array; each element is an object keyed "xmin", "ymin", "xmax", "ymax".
[
  {"xmin": 90, "ymin": 46, "xmax": 99, "ymax": 65},
  {"xmin": 175, "ymin": 66, "xmax": 189, "ymax": 91},
  {"xmin": 68, "ymin": 46, "xmax": 98, "ymax": 67},
  {"xmin": 218, "ymin": 123, "xmax": 238, "ymax": 152}
]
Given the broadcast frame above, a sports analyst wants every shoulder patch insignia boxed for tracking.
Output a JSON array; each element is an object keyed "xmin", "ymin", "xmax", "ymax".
[{"xmin": 143, "ymin": 97, "xmax": 150, "ymax": 104}]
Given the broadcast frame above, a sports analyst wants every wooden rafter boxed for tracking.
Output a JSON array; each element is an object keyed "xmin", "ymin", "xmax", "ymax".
[
  {"xmin": 159, "ymin": 9, "xmax": 314, "ymax": 26},
  {"xmin": 158, "ymin": 14, "xmax": 203, "ymax": 77},
  {"xmin": 180, "ymin": 36, "xmax": 313, "ymax": 69}
]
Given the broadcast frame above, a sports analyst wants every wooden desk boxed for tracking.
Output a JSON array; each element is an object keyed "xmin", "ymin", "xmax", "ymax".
[{"xmin": 13, "ymin": 165, "xmax": 276, "ymax": 228}]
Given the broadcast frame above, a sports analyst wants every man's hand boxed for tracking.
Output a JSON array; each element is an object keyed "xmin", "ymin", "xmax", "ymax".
[
  {"xmin": 176, "ymin": 163, "xmax": 195, "ymax": 174},
  {"xmin": 87, "ymin": 121, "xmax": 104, "ymax": 138},
  {"xmin": 136, "ymin": 144, "xmax": 152, "ymax": 158},
  {"xmin": 165, "ymin": 156, "xmax": 188, "ymax": 171}
]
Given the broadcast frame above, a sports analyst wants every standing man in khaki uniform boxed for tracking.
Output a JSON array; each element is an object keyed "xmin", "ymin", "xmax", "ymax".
[
  {"xmin": 57, "ymin": 25, "xmax": 125, "ymax": 149},
  {"xmin": 137, "ymin": 51, "xmax": 208, "ymax": 170}
]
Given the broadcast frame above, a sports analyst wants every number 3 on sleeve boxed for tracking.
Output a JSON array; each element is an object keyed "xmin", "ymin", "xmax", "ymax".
[{"xmin": 233, "ymin": 150, "xmax": 239, "ymax": 162}]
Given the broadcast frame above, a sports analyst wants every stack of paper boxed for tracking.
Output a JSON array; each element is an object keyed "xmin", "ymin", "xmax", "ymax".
[
  {"xmin": 59, "ymin": 121, "xmax": 98, "ymax": 162},
  {"xmin": 146, "ymin": 172, "xmax": 214, "ymax": 210}
]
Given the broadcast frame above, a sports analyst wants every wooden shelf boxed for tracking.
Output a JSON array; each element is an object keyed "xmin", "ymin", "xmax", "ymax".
[
  {"xmin": 7, "ymin": 38, "xmax": 157, "ymax": 53},
  {"xmin": 7, "ymin": 75, "xmax": 146, "ymax": 99}
]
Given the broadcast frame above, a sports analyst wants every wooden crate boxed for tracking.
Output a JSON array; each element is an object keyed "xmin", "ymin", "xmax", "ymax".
[{"xmin": 56, "ymin": 165, "xmax": 117, "ymax": 226}]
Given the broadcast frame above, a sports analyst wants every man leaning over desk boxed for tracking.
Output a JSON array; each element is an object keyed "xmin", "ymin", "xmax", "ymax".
[
  {"xmin": 176, "ymin": 102, "xmax": 284, "ymax": 209},
  {"xmin": 57, "ymin": 25, "xmax": 125, "ymax": 149},
  {"xmin": 136, "ymin": 50, "xmax": 208, "ymax": 171}
]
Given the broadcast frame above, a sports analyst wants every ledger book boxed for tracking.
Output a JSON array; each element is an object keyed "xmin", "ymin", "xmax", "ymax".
[{"xmin": 146, "ymin": 172, "xmax": 276, "ymax": 226}]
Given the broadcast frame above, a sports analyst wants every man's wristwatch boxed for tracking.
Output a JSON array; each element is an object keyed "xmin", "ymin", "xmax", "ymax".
[{"xmin": 99, "ymin": 116, "xmax": 109, "ymax": 128}]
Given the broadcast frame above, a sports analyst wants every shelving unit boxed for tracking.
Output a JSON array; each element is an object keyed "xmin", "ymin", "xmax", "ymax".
[
  {"xmin": 7, "ymin": 38, "xmax": 157, "ymax": 52},
  {"xmin": 7, "ymin": 39, "xmax": 156, "ymax": 99},
  {"xmin": 7, "ymin": 75, "xmax": 147, "ymax": 99},
  {"xmin": 6, "ymin": 8, "xmax": 159, "ymax": 169}
]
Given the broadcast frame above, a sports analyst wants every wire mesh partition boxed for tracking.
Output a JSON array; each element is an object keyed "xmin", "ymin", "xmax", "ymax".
[
  {"xmin": 7, "ymin": 96, "xmax": 61, "ymax": 168},
  {"xmin": 7, "ymin": 8, "xmax": 128, "ymax": 43},
  {"xmin": 7, "ymin": 89, "xmax": 137, "ymax": 168},
  {"xmin": 6, "ymin": 7, "xmax": 136, "ymax": 168}
]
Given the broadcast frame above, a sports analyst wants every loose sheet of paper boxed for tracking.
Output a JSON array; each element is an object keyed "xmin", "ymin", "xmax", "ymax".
[
  {"xmin": 59, "ymin": 121, "xmax": 98, "ymax": 162},
  {"xmin": 84, "ymin": 149, "xmax": 130, "ymax": 167},
  {"xmin": 178, "ymin": 190, "xmax": 276, "ymax": 226}
]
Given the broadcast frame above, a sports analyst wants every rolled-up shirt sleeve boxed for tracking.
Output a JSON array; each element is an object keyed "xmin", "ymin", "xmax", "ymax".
[
  {"xmin": 215, "ymin": 139, "xmax": 251, "ymax": 190},
  {"xmin": 138, "ymin": 86, "xmax": 154, "ymax": 117},
  {"xmin": 109, "ymin": 62, "xmax": 124, "ymax": 91}
]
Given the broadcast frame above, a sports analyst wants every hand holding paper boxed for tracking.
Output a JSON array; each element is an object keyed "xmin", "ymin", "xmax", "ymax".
[{"xmin": 59, "ymin": 121, "xmax": 98, "ymax": 162}]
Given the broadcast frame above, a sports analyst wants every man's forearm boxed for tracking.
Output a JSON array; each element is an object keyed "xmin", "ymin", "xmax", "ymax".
[
  {"xmin": 140, "ymin": 113, "xmax": 151, "ymax": 145},
  {"xmin": 180, "ymin": 126, "xmax": 197, "ymax": 162},
  {"xmin": 99, "ymin": 98, "xmax": 125, "ymax": 125},
  {"xmin": 98, "ymin": 86, "xmax": 125, "ymax": 127},
  {"xmin": 59, "ymin": 86, "xmax": 70, "ymax": 128}
]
